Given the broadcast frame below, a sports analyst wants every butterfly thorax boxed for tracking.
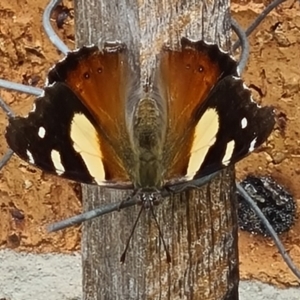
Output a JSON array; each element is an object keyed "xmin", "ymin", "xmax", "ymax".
[{"xmin": 132, "ymin": 97, "xmax": 165, "ymax": 188}]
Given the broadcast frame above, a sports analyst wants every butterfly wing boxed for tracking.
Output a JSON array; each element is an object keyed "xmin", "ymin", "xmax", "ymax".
[
  {"xmin": 6, "ymin": 44, "xmax": 135, "ymax": 188},
  {"xmin": 156, "ymin": 38, "xmax": 274, "ymax": 184}
]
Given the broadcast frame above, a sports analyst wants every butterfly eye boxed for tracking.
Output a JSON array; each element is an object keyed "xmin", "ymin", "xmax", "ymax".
[{"xmin": 83, "ymin": 72, "xmax": 90, "ymax": 79}]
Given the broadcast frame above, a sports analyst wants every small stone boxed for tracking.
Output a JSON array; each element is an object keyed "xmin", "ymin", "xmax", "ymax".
[
  {"xmin": 271, "ymin": 152, "xmax": 287, "ymax": 164},
  {"xmin": 24, "ymin": 179, "xmax": 33, "ymax": 189},
  {"xmin": 273, "ymin": 32, "xmax": 291, "ymax": 47}
]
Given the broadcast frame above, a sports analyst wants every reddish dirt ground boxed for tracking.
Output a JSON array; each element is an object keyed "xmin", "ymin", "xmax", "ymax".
[{"xmin": 0, "ymin": 0, "xmax": 299, "ymax": 288}]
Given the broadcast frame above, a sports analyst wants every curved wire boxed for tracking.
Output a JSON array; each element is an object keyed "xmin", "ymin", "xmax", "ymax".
[
  {"xmin": 233, "ymin": 0, "xmax": 286, "ymax": 51},
  {"xmin": 42, "ymin": 0, "xmax": 69, "ymax": 54},
  {"xmin": 231, "ymin": 18, "xmax": 249, "ymax": 74}
]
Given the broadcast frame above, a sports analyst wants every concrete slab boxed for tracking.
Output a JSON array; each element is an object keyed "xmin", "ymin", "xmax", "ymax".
[{"xmin": 0, "ymin": 250, "xmax": 299, "ymax": 300}]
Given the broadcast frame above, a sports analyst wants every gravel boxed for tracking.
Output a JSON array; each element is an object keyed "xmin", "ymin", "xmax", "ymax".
[{"xmin": 0, "ymin": 249, "xmax": 299, "ymax": 300}]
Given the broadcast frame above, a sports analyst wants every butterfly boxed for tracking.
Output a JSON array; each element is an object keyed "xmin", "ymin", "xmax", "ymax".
[{"xmin": 5, "ymin": 37, "xmax": 275, "ymax": 193}]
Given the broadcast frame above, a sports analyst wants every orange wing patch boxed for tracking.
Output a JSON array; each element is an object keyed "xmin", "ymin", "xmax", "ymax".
[
  {"xmin": 48, "ymin": 45, "xmax": 136, "ymax": 183},
  {"xmin": 156, "ymin": 39, "xmax": 235, "ymax": 181}
]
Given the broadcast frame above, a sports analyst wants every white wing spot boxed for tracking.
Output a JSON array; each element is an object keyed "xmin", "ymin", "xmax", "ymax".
[
  {"xmin": 241, "ymin": 117, "xmax": 247, "ymax": 129},
  {"xmin": 30, "ymin": 103, "xmax": 36, "ymax": 112},
  {"xmin": 187, "ymin": 108, "xmax": 219, "ymax": 179},
  {"xmin": 38, "ymin": 126, "xmax": 46, "ymax": 138},
  {"xmin": 51, "ymin": 150, "xmax": 65, "ymax": 175},
  {"xmin": 222, "ymin": 140, "xmax": 235, "ymax": 166},
  {"xmin": 249, "ymin": 137, "xmax": 257, "ymax": 152},
  {"xmin": 70, "ymin": 113, "xmax": 105, "ymax": 184},
  {"xmin": 26, "ymin": 150, "xmax": 35, "ymax": 164}
]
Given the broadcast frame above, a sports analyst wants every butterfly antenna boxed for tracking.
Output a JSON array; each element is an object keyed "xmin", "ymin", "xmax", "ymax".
[
  {"xmin": 120, "ymin": 205, "xmax": 144, "ymax": 263},
  {"xmin": 150, "ymin": 204, "xmax": 171, "ymax": 263}
]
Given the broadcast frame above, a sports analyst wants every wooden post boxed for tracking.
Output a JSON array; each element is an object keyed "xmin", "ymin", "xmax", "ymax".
[{"xmin": 74, "ymin": 0, "xmax": 239, "ymax": 299}]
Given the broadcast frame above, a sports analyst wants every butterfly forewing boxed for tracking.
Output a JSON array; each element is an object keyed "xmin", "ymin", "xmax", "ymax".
[
  {"xmin": 6, "ymin": 45, "xmax": 136, "ymax": 188},
  {"xmin": 6, "ymin": 83, "xmax": 107, "ymax": 184},
  {"xmin": 156, "ymin": 38, "xmax": 274, "ymax": 184},
  {"xmin": 190, "ymin": 75, "xmax": 275, "ymax": 180},
  {"xmin": 156, "ymin": 38, "xmax": 241, "ymax": 182},
  {"xmin": 48, "ymin": 44, "xmax": 138, "ymax": 183}
]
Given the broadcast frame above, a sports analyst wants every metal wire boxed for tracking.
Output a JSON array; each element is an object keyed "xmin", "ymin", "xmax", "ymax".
[
  {"xmin": 42, "ymin": 0, "xmax": 70, "ymax": 54},
  {"xmin": 233, "ymin": 0, "xmax": 287, "ymax": 51},
  {"xmin": 0, "ymin": 79, "xmax": 42, "ymax": 96},
  {"xmin": 48, "ymin": 196, "xmax": 139, "ymax": 232},
  {"xmin": 231, "ymin": 18, "xmax": 249, "ymax": 74},
  {"xmin": 0, "ymin": 96, "xmax": 15, "ymax": 118},
  {"xmin": 0, "ymin": 149, "xmax": 14, "ymax": 171}
]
